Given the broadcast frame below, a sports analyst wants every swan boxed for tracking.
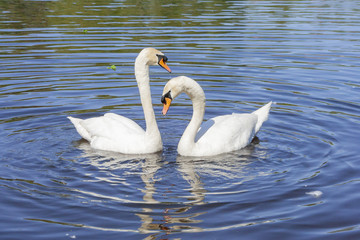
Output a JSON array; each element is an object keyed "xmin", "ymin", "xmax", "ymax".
[
  {"xmin": 68, "ymin": 47, "xmax": 171, "ymax": 154},
  {"xmin": 161, "ymin": 76, "xmax": 272, "ymax": 156}
]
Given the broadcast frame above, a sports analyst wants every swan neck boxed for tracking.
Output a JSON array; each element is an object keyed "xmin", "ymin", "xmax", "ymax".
[
  {"xmin": 178, "ymin": 84, "xmax": 205, "ymax": 154},
  {"xmin": 134, "ymin": 58, "xmax": 160, "ymax": 138}
]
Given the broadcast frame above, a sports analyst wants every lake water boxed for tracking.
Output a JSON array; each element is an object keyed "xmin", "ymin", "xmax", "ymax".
[{"xmin": 1, "ymin": 0, "xmax": 360, "ymax": 239}]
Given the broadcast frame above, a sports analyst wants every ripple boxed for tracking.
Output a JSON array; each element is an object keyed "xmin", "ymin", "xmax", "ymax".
[{"xmin": 1, "ymin": 0, "xmax": 360, "ymax": 239}]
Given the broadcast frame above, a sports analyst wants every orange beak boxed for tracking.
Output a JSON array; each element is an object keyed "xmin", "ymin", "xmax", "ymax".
[
  {"xmin": 159, "ymin": 58, "xmax": 171, "ymax": 73},
  {"xmin": 162, "ymin": 97, "xmax": 172, "ymax": 115}
]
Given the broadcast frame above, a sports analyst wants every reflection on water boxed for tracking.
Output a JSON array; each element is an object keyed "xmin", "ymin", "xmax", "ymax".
[
  {"xmin": 1, "ymin": 0, "xmax": 360, "ymax": 239},
  {"xmin": 73, "ymin": 140, "xmax": 264, "ymax": 235},
  {"xmin": 75, "ymin": 140, "xmax": 208, "ymax": 234}
]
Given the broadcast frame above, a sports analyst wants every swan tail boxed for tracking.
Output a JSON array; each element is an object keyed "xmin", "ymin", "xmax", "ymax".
[
  {"xmin": 253, "ymin": 101, "xmax": 272, "ymax": 134},
  {"xmin": 67, "ymin": 116, "xmax": 92, "ymax": 141}
]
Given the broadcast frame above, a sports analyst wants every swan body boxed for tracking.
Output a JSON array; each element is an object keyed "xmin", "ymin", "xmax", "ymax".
[
  {"xmin": 161, "ymin": 76, "xmax": 272, "ymax": 156},
  {"xmin": 68, "ymin": 48, "xmax": 171, "ymax": 154}
]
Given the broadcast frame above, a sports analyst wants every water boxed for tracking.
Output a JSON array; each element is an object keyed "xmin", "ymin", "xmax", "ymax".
[{"xmin": 1, "ymin": 0, "xmax": 360, "ymax": 239}]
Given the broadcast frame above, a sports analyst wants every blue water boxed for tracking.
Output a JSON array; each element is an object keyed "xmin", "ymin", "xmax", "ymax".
[{"xmin": 1, "ymin": 0, "xmax": 360, "ymax": 239}]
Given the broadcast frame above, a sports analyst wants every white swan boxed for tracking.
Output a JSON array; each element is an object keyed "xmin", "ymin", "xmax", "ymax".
[
  {"xmin": 161, "ymin": 76, "xmax": 272, "ymax": 156},
  {"xmin": 68, "ymin": 48, "xmax": 171, "ymax": 154}
]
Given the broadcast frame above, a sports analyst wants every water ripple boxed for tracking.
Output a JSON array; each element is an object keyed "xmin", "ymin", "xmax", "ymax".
[{"xmin": 1, "ymin": 0, "xmax": 360, "ymax": 239}]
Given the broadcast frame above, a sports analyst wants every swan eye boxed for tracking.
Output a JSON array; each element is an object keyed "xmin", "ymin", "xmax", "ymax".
[
  {"xmin": 156, "ymin": 54, "xmax": 168, "ymax": 62},
  {"xmin": 161, "ymin": 90, "xmax": 172, "ymax": 104}
]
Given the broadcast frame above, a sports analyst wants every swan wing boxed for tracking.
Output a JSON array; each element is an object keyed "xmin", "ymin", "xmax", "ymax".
[
  {"xmin": 195, "ymin": 113, "xmax": 258, "ymax": 155},
  {"xmin": 103, "ymin": 113, "xmax": 145, "ymax": 134},
  {"xmin": 68, "ymin": 113, "xmax": 163, "ymax": 154},
  {"xmin": 73, "ymin": 113, "xmax": 149, "ymax": 153},
  {"xmin": 79, "ymin": 113, "xmax": 145, "ymax": 141},
  {"xmin": 193, "ymin": 102, "xmax": 272, "ymax": 156}
]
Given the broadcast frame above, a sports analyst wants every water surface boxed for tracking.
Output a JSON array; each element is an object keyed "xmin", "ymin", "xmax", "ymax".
[{"xmin": 1, "ymin": 0, "xmax": 360, "ymax": 239}]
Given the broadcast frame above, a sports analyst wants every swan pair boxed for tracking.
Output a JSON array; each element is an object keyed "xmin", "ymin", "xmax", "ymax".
[{"xmin": 68, "ymin": 48, "xmax": 272, "ymax": 156}]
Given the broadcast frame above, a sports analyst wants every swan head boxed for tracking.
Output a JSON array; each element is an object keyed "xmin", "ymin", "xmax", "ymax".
[
  {"xmin": 161, "ymin": 76, "xmax": 205, "ymax": 115},
  {"xmin": 137, "ymin": 47, "xmax": 171, "ymax": 73}
]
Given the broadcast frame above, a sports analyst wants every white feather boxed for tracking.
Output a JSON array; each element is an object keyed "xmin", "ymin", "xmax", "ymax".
[
  {"xmin": 68, "ymin": 48, "xmax": 170, "ymax": 154},
  {"xmin": 162, "ymin": 76, "xmax": 272, "ymax": 156}
]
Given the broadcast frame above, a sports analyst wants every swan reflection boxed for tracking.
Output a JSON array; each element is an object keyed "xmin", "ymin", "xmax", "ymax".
[
  {"xmin": 75, "ymin": 140, "xmax": 163, "ymax": 226},
  {"xmin": 74, "ymin": 140, "xmax": 263, "ymax": 236}
]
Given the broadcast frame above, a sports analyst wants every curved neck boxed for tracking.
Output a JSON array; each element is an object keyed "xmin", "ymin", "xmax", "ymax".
[
  {"xmin": 134, "ymin": 58, "xmax": 160, "ymax": 138},
  {"xmin": 178, "ymin": 81, "xmax": 206, "ymax": 154}
]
